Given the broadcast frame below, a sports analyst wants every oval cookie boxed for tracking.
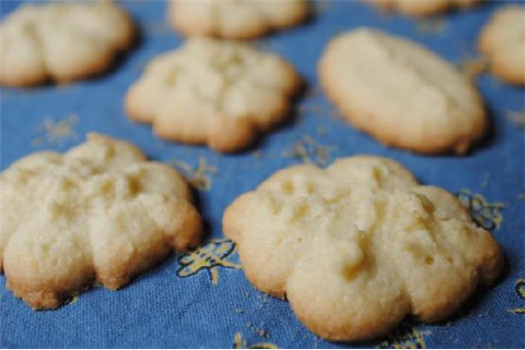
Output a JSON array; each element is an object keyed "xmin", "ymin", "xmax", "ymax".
[
  {"xmin": 223, "ymin": 156, "xmax": 503, "ymax": 341},
  {"xmin": 319, "ymin": 28, "xmax": 486, "ymax": 154}
]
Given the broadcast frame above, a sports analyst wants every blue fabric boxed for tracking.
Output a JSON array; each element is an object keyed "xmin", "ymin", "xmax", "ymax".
[{"xmin": 1, "ymin": 1, "xmax": 524, "ymax": 348}]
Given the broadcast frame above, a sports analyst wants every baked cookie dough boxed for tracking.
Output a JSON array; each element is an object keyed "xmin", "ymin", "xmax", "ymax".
[
  {"xmin": 370, "ymin": 0, "xmax": 479, "ymax": 16},
  {"xmin": 319, "ymin": 28, "xmax": 486, "ymax": 155},
  {"xmin": 0, "ymin": 134, "xmax": 202, "ymax": 309},
  {"xmin": 478, "ymin": 5, "xmax": 525, "ymax": 86},
  {"xmin": 125, "ymin": 38, "xmax": 301, "ymax": 152},
  {"xmin": 0, "ymin": 1, "xmax": 135, "ymax": 87},
  {"xmin": 168, "ymin": 0, "xmax": 309, "ymax": 39},
  {"xmin": 223, "ymin": 156, "xmax": 503, "ymax": 342}
]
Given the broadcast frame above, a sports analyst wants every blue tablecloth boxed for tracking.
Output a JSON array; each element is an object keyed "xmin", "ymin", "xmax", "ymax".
[{"xmin": 1, "ymin": 1, "xmax": 524, "ymax": 348}]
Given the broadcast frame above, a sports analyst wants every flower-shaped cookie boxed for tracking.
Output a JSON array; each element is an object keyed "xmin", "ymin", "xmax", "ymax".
[
  {"xmin": 369, "ymin": 0, "xmax": 479, "ymax": 16},
  {"xmin": 0, "ymin": 1, "xmax": 135, "ymax": 87},
  {"xmin": 478, "ymin": 5, "xmax": 525, "ymax": 86},
  {"xmin": 169, "ymin": 0, "xmax": 309, "ymax": 39},
  {"xmin": 224, "ymin": 156, "xmax": 503, "ymax": 341},
  {"xmin": 125, "ymin": 38, "xmax": 301, "ymax": 152},
  {"xmin": 0, "ymin": 134, "xmax": 202, "ymax": 309}
]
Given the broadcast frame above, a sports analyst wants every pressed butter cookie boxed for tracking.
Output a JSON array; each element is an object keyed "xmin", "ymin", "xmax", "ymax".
[
  {"xmin": 223, "ymin": 156, "xmax": 503, "ymax": 342},
  {"xmin": 319, "ymin": 28, "xmax": 486, "ymax": 155},
  {"xmin": 0, "ymin": 1, "xmax": 135, "ymax": 87},
  {"xmin": 478, "ymin": 5, "xmax": 525, "ymax": 86},
  {"xmin": 168, "ymin": 0, "xmax": 309, "ymax": 39},
  {"xmin": 370, "ymin": 0, "xmax": 479, "ymax": 16},
  {"xmin": 0, "ymin": 134, "xmax": 202, "ymax": 309},
  {"xmin": 125, "ymin": 38, "xmax": 301, "ymax": 152}
]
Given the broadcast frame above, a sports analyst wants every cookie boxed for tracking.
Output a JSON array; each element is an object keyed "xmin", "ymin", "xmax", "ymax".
[
  {"xmin": 0, "ymin": 1, "xmax": 135, "ymax": 87},
  {"xmin": 319, "ymin": 28, "xmax": 486, "ymax": 155},
  {"xmin": 125, "ymin": 38, "xmax": 301, "ymax": 152},
  {"xmin": 478, "ymin": 5, "xmax": 525, "ymax": 86},
  {"xmin": 168, "ymin": 0, "xmax": 309, "ymax": 39},
  {"xmin": 223, "ymin": 156, "xmax": 503, "ymax": 342},
  {"xmin": 0, "ymin": 134, "xmax": 202, "ymax": 309},
  {"xmin": 370, "ymin": 0, "xmax": 479, "ymax": 16}
]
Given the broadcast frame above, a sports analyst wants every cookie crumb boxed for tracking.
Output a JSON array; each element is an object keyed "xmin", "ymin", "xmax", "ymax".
[
  {"xmin": 258, "ymin": 329, "xmax": 269, "ymax": 339},
  {"xmin": 317, "ymin": 126, "xmax": 327, "ymax": 136},
  {"xmin": 481, "ymin": 173, "xmax": 490, "ymax": 190},
  {"xmin": 169, "ymin": 157, "xmax": 217, "ymax": 191},
  {"xmin": 246, "ymin": 321, "xmax": 269, "ymax": 339},
  {"xmin": 415, "ymin": 17, "xmax": 448, "ymax": 36},
  {"xmin": 506, "ymin": 110, "xmax": 525, "ymax": 129},
  {"xmin": 282, "ymin": 136, "xmax": 332, "ymax": 166}
]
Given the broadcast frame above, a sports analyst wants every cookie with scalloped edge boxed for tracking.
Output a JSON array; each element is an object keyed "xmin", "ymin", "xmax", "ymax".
[
  {"xmin": 0, "ymin": 1, "xmax": 135, "ymax": 87},
  {"xmin": 223, "ymin": 155, "xmax": 503, "ymax": 341},
  {"xmin": 319, "ymin": 28, "xmax": 486, "ymax": 154},
  {"xmin": 125, "ymin": 37, "xmax": 301, "ymax": 152},
  {"xmin": 478, "ymin": 5, "xmax": 525, "ymax": 86},
  {"xmin": 0, "ymin": 133, "xmax": 202, "ymax": 309},
  {"xmin": 168, "ymin": 0, "xmax": 309, "ymax": 39},
  {"xmin": 369, "ymin": 0, "xmax": 479, "ymax": 16}
]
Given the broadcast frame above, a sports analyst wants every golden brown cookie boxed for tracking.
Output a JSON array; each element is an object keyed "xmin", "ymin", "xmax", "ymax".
[
  {"xmin": 0, "ymin": 134, "xmax": 202, "ymax": 309},
  {"xmin": 478, "ymin": 5, "xmax": 525, "ymax": 86},
  {"xmin": 224, "ymin": 156, "xmax": 503, "ymax": 342},
  {"xmin": 319, "ymin": 28, "xmax": 486, "ymax": 155},
  {"xmin": 168, "ymin": 0, "xmax": 309, "ymax": 39},
  {"xmin": 125, "ymin": 38, "xmax": 301, "ymax": 152},
  {"xmin": 0, "ymin": 1, "xmax": 135, "ymax": 87}
]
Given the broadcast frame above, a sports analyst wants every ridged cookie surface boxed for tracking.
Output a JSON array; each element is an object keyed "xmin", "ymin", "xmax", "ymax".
[
  {"xmin": 224, "ymin": 156, "xmax": 503, "ymax": 341},
  {"xmin": 0, "ymin": 134, "xmax": 202, "ymax": 309},
  {"xmin": 169, "ymin": 0, "xmax": 309, "ymax": 39},
  {"xmin": 319, "ymin": 28, "xmax": 486, "ymax": 155},
  {"xmin": 125, "ymin": 38, "xmax": 301, "ymax": 152},
  {"xmin": 0, "ymin": 1, "xmax": 135, "ymax": 87},
  {"xmin": 479, "ymin": 5, "xmax": 525, "ymax": 86}
]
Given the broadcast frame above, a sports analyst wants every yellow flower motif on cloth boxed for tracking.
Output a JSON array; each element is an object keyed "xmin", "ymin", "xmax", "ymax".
[
  {"xmin": 377, "ymin": 321, "xmax": 430, "ymax": 349},
  {"xmin": 176, "ymin": 239, "xmax": 240, "ymax": 285},
  {"xmin": 65, "ymin": 295, "xmax": 79, "ymax": 306},
  {"xmin": 457, "ymin": 190, "xmax": 504, "ymax": 231},
  {"xmin": 169, "ymin": 157, "xmax": 217, "ymax": 191},
  {"xmin": 509, "ymin": 278, "xmax": 525, "ymax": 315},
  {"xmin": 32, "ymin": 114, "xmax": 79, "ymax": 147},
  {"xmin": 282, "ymin": 136, "xmax": 333, "ymax": 167},
  {"xmin": 233, "ymin": 332, "xmax": 277, "ymax": 349}
]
